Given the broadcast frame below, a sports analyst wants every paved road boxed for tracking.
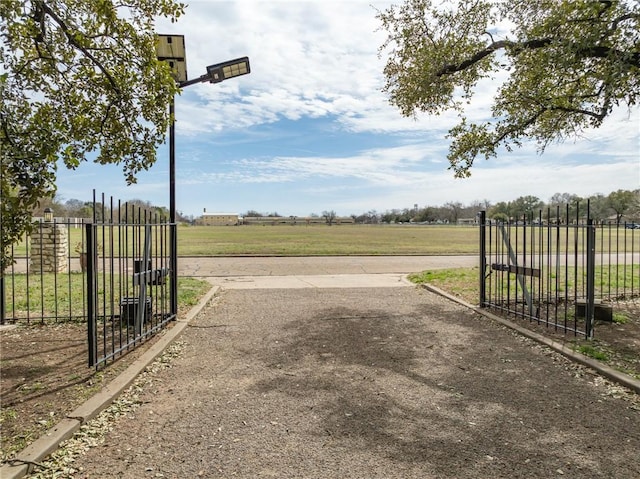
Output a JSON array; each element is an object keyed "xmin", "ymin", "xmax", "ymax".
[
  {"xmin": 179, "ymin": 255, "xmax": 477, "ymax": 289},
  {"xmin": 179, "ymin": 255, "xmax": 477, "ymax": 278}
]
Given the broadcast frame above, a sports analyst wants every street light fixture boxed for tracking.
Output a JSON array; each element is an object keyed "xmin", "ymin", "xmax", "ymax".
[
  {"xmin": 179, "ymin": 56, "xmax": 251, "ymax": 88},
  {"xmin": 156, "ymin": 35, "xmax": 251, "ymax": 316},
  {"xmin": 207, "ymin": 57, "xmax": 251, "ymax": 83}
]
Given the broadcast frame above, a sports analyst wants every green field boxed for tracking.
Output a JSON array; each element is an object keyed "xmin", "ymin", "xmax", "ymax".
[
  {"xmin": 176, "ymin": 224, "xmax": 479, "ymax": 256},
  {"xmin": 10, "ymin": 223, "xmax": 638, "ymax": 257},
  {"xmin": 10, "ymin": 224, "xmax": 478, "ymax": 257}
]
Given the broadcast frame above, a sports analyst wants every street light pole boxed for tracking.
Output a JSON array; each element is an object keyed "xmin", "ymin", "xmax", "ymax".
[
  {"xmin": 169, "ymin": 99, "xmax": 176, "ymax": 224},
  {"xmin": 156, "ymin": 35, "xmax": 250, "ymax": 316},
  {"xmin": 169, "ymin": 97, "xmax": 178, "ymax": 315}
]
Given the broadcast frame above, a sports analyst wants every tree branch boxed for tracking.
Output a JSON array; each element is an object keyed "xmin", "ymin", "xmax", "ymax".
[
  {"xmin": 578, "ymin": 45, "xmax": 640, "ymax": 67},
  {"xmin": 437, "ymin": 39, "xmax": 639, "ymax": 77},
  {"xmin": 38, "ymin": 1, "xmax": 122, "ymax": 94},
  {"xmin": 437, "ymin": 38, "xmax": 552, "ymax": 76}
]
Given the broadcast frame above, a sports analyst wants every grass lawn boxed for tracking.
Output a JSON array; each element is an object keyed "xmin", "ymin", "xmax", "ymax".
[
  {"xmin": 3, "ymin": 275, "xmax": 211, "ymax": 321},
  {"xmin": 8, "ymin": 224, "xmax": 479, "ymax": 257},
  {"xmin": 11, "ymin": 223, "xmax": 637, "ymax": 257},
  {"xmin": 176, "ymin": 224, "xmax": 479, "ymax": 256},
  {"xmin": 408, "ymin": 268, "xmax": 480, "ymax": 303}
]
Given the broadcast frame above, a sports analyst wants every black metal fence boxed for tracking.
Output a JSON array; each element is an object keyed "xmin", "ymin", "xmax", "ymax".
[
  {"xmin": 479, "ymin": 206, "xmax": 640, "ymax": 338},
  {"xmin": 1, "ymin": 218, "xmax": 90, "ymax": 324},
  {"xmin": 1, "ymin": 193, "xmax": 177, "ymax": 369}
]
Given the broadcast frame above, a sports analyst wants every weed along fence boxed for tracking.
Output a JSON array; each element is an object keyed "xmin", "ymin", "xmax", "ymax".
[
  {"xmin": 479, "ymin": 206, "xmax": 640, "ymax": 338},
  {"xmin": 1, "ymin": 193, "xmax": 177, "ymax": 368}
]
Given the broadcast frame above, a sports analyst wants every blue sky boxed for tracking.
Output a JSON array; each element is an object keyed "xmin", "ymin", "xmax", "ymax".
[{"xmin": 55, "ymin": 0, "xmax": 640, "ymax": 218}]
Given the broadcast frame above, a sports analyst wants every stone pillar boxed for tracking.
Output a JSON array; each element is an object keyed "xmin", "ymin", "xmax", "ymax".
[{"xmin": 30, "ymin": 223, "xmax": 69, "ymax": 273}]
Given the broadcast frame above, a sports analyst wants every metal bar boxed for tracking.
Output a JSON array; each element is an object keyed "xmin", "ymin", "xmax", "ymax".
[
  {"xmin": 135, "ymin": 225, "xmax": 152, "ymax": 337},
  {"xmin": 38, "ymin": 221, "xmax": 45, "ymax": 321},
  {"xmin": 100, "ymin": 193, "xmax": 107, "ymax": 362},
  {"xmin": 170, "ymin": 98, "xmax": 176, "ymax": 224},
  {"xmin": 86, "ymin": 222, "xmax": 97, "ymax": 367},
  {"xmin": 546, "ymin": 209, "xmax": 552, "ymax": 325},
  {"xmin": 490, "ymin": 220, "xmax": 496, "ymax": 309},
  {"xmin": 585, "ymin": 219, "xmax": 596, "ymax": 339},
  {"xmin": 0, "ymin": 274, "xmax": 5, "ymax": 324},
  {"xmin": 52, "ymin": 219, "xmax": 59, "ymax": 321},
  {"xmin": 169, "ymin": 95, "xmax": 179, "ymax": 318},
  {"xmin": 107, "ymin": 198, "xmax": 114, "ymax": 360},
  {"xmin": 537, "ymin": 210, "xmax": 543, "ymax": 321},
  {"xmin": 598, "ymin": 220, "xmax": 604, "ymax": 300},
  {"xmin": 118, "ymin": 200, "xmax": 124, "ymax": 349},
  {"xmin": 632, "ymin": 224, "xmax": 637, "ymax": 297},
  {"xmin": 479, "ymin": 210, "xmax": 486, "ymax": 307},
  {"xmin": 564, "ymin": 205, "xmax": 570, "ymax": 333},
  {"xmin": 170, "ymin": 224, "xmax": 178, "ymax": 316},
  {"xmin": 490, "ymin": 264, "xmax": 541, "ymax": 277},
  {"xmin": 515, "ymin": 220, "xmax": 520, "ymax": 316},
  {"xmin": 179, "ymin": 74, "xmax": 210, "ymax": 88}
]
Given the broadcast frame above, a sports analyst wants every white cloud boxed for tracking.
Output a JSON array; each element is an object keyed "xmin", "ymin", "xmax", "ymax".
[
  {"xmin": 55, "ymin": 0, "xmax": 638, "ymax": 217},
  {"xmin": 160, "ymin": 1, "xmax": 395, "ymax": 134}
]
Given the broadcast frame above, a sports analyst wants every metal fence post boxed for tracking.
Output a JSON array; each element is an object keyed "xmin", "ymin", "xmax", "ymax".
[
  {"xmin": 86, "ymin": 222, "xmax": 97, "ymax": 367},
  {"xmin": 585, "ymin": 219, "xmax": 596, "ymax": 339},
  {"xmin": 170, "ymin": 223, "xmax": 178, "ymax": 317},
  {"xmin": 479, "ymin": 210, "xmax": 486, "ymax": 307}
]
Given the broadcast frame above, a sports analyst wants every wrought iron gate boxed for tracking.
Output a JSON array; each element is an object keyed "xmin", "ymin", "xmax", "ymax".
[
  {"xmin": 85, "ymin": 198, "xmax": 177, "ymax": 368},
  {"xmin": 479, "ymin": 206, "xmax": 640, "ymax": 338}
]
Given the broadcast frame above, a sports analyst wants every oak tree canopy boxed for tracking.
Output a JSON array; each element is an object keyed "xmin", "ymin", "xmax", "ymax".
[
  {"xmin": 0, "ymin": 0, "xmax": 184, "ymax": 268},
  {"xmin": 377, "ymin": 0, "xmax": 639, "ymax": 176}
]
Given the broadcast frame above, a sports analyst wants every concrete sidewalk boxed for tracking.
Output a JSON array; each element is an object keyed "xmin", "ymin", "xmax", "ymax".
[
  {"xmin": 205, "ymin": 273, "xmax": 413, "ymax": 289},
  {"xmin": 178, "ymin": 255, "xmax": 477, "ymax": 277}
]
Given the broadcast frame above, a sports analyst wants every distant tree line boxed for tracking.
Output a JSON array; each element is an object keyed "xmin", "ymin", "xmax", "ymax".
[
  {"xmin": 370, "ymin": 190, "xmax": 639, "ymax": 225},
  {"xmin": 488, "ymin": 190, "xmax": 640, "ymax": 225},
  {"xmin": 36, "ymin": 188, "xmax": 639, "ymax": 227},
  {"xmin": 370, "ymin": 189, "xmax": 639, "ymax": 225},
  {"xmin": 245, "ymin": 189, "xmax": 639, "ymax": 226}
]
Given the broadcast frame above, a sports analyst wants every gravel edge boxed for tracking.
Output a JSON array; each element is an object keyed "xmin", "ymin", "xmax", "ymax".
[{"xmin": 0, "ymin": 283, "xmax": 220, "ymax": 479}]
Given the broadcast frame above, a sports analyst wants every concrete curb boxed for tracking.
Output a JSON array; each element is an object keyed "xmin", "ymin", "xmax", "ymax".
[
  {"xmin": 0, "ymin": 284, "xmax": 220, "ymax": 479},
  {"xmin": 421, "ymin": 283, "xmax": 640, "ymax": 395}
]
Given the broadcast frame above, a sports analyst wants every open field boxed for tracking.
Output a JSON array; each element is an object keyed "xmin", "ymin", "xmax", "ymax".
[
  {"xmin": 8, "ymin": 224, "xmax": 479, "ymax": 257},
  {"xmin": 9, "ymin": 223, "xmax": 639, "ymax": 258},
  {"xmin": 176, "ymin": 224, "xmax": 479, "ymax": 256},
  {"xmin": 174, "ymin": 223, "xmax": 639, "ymax": 256}
]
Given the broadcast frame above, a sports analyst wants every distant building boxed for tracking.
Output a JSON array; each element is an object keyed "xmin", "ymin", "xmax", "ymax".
[
  {"xmin": 242, "ymin": 216, "xmax": 355, "ymax": 225},
  {"xmin": 457, "ymin": 217, "xmax": 478, "ymax": 226},
  {"xmin": 199, "ymin": 212, "xmax": 240, "ymax": 226}
]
